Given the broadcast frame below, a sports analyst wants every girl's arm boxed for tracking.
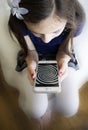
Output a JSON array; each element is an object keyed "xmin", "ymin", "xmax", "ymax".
[
  {"xmin": 24, "ymin": 35, "xmax": 38, "ymax": 80},
  {"xmin": 56, "ymin": 39, "xmax": 72, "ymax": 81},
  {"xmin": 56, "ymin": 39, "xmax": 72, "ymax": 63},
  {"xmin": 24, "ymin": 35, "xmax": 38, "ymax": 64},
  {"xmin": 24, "ymin": 35, "xmax": 35, "ymax": 51}
]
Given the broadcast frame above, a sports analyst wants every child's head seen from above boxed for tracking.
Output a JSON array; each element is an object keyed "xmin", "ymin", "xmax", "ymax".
[{"xmin": 8, "ymin": 0, "xmax": 85, "ymax": 53}]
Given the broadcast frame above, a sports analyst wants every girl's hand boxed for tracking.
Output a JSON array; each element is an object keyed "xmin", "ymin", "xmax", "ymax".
[
  {"xmin": 25, "ymin": 50, "xmax": 38, "ymax": 84},
  {"xmin": 58, "ymin": 58, "xmax": 68, "ymax": 81},
  {"xmin": 57, "ymin": 55, "xmax": 71, "ymax": 81},
  {"xmin": 27, "ymin": 60, "xmax": 37, "ymax": 79}
]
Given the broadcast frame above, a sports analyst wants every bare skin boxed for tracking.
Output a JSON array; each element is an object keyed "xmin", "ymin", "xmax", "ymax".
[{"xmin": 24, "ymin": 15, "xmax": 71, "ymax": 82}]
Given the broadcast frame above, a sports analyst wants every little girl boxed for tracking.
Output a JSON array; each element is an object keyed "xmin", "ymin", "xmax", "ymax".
[{"xmin": 8, "ymin": 0, "xmax": 85, "ymax": 118}]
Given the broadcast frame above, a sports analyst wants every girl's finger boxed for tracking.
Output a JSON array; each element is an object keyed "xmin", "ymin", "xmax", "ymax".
[{"xmin": 28, "ymin": 61, "xmax": 37, "ymax": 79}]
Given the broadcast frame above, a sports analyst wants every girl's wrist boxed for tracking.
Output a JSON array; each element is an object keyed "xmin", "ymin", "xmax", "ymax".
[
  {"xmin": 57, "ymin": 52, "xmax": 71, "ymax": 63},
  {"xmin": 27, "ymin": 50, "xmax": 39, "ymax": 63},
  {"xmin": 63, "ymin": 55, "xmax": 71, "ymax": 63}
]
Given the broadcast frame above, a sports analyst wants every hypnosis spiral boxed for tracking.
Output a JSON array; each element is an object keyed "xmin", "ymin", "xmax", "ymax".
[{"xmin": 36, "ymin": 64, "xmax": 58, "ymax": 85}]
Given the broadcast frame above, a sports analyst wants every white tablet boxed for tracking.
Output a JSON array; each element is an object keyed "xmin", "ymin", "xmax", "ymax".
[{"xmin": 33, "ymin": 60, "xmax": 61, "ymax": 93}]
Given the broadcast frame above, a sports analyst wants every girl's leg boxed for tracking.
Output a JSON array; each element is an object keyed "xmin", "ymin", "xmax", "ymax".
[
  {"xmin": 18, "ymin": 83, "xmax": 48, "ymax": 119},
  {"xmin": 54, "ymin": 68, "xmax": 81, "ymax": 117}
]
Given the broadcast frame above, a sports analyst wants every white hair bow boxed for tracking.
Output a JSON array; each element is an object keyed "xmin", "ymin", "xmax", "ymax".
[{"xmin": 7, "ymin": 0, "xmax": 29, "ymax": 20}]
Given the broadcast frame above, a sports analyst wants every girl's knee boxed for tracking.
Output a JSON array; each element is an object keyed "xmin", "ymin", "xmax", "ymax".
[
  {"xmin": 61, "ymin": 101, "xmax": 79, "ymax": 117},
  {"xmin": 57, "ymin": 99, "xmax": 79, "ymax": 117},
  {"xmin": 30, "ymin": 100, "xmax": 48, "ymax": 118},
  {"xmin": 19, "ymin": 94, "xmax": 48, "ymax": 119},
  {"xmin": 55, "ymin": 92, "xmax": 79, "ymax": 117}
]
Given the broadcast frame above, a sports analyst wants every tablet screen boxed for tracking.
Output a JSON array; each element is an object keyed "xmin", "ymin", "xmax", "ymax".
[{"xmin": 35, "ymin": 63, "xmax": 59, "ymax": 87}]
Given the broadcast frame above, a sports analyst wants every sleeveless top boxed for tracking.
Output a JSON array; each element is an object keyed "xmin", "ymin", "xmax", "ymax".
[
  {"xmin": 15, "ymin": 21, "xmax": 84, "ymax": 72},
  {"xmin": 21, "ymin": 22, "xmax": 83, "ymax": 55}
]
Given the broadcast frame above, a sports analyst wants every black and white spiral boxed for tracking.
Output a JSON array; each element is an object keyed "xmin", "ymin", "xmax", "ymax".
[{"xmin": 36, "ymin": 64, "xmax": 58, "ymax": 85}]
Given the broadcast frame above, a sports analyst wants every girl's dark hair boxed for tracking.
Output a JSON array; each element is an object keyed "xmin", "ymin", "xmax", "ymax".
[{"xmin": 8, "ymin": 0, "xmax": 85, "ymax": 56}]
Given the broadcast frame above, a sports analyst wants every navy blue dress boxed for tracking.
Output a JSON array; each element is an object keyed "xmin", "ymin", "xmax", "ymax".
[
  {"xmin": 21, "ymin": 22, "xmax": 83, "ymax": 55},
  {"xmin": 16, "ymin": 21, "xmax": 84, "ymax": 72}
]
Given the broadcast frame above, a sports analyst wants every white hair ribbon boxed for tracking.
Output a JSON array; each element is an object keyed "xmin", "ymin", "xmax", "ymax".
[{"xmin": 7, "ymin": 0, "xmax": 29, "ymax": 20}]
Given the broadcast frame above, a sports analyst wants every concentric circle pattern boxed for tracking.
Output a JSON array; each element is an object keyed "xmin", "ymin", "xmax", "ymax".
[{"xmin": 36, "ymin": 64, "xmax": 58, "ymax": 85}]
